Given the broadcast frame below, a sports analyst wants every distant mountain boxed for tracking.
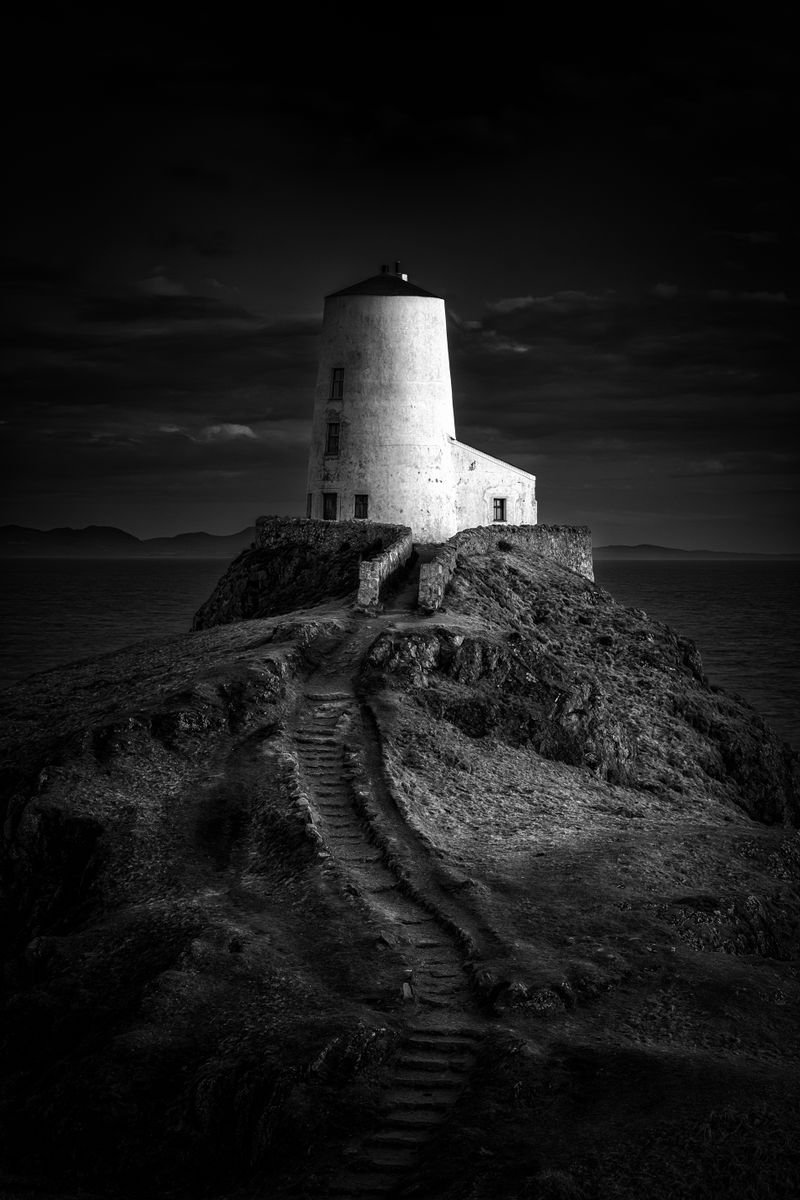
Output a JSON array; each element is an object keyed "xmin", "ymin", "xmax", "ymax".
[
  {"xmin": 0, "ymin": 525, "xmax": 256, "ymax": 558},
  {"xmin": 593, "ymin": 543, "xmax": 798, "ymax": 561}
]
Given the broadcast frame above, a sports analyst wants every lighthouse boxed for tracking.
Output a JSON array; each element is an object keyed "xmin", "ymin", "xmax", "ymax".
[{"xmin": 305, "ymin": 264, "xmax": 537, "ymax": 542}]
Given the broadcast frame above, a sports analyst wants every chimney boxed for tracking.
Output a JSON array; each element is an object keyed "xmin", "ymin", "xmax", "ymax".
[{"xmin": 381, "ymin": 264, "xmax": 389, "ymax": 274}]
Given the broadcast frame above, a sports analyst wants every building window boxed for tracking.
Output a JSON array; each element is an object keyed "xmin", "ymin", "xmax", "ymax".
[
  {"xmin": 330, "ymin": 367, "xmax": 344, "ymax": 399},
  {"xmin": 354, "ymin": 494, "xmax": 368, "ymax": 519},
  {"xmin": 306, "ymin": 492, "xmax": 312, "ymax": 518},
  {"xmin": 325, "ymin": 421, "xmax": 340, "ymax": 456},
  {"xmin": 322, "ymin": 492, "xmax": 338, "ymax": 521},
  {"xmin": 493, "ymin": 498, "xmax": 507, "ymax": 522}
]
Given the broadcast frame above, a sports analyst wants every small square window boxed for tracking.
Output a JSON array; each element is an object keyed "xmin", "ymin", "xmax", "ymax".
[
  {"xmin": 493, "ymin": 498, "xmax": 507, "ymax": 522},
  {"xmin": 330, "ymin": 367, "xmax": 344, "ymax": 399},
  {"xmin": 322, "ymin": 492, "xmax": 338, "ymax": 521},
  {"xmin": 354, "ymin": 494, "xmax": 368, "ymax": 519},
  {"xmin": 325, "ymin": 421, "xmax": 340, "ymax": 456},
  {"xmin": 306, "ymin": 492, "xmax": 312, "ymax": 518}
]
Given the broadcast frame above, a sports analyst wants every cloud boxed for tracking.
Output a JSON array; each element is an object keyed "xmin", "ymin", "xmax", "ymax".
[
  {"xmin": 487, "ymin": 290, "xmax": 614, "ymax": 315},
  {"xmin": 203, "ymin": 276, "xmax": 239, "ymax": 292},
  {"xmin": 136, "ymin": 273, "xmax": 188, "ymax": 297},
  {"xmin": 79, "ymin": 292, "xmax": 257, "ymax": 324},
  {"xmin": 708, "ymin": 289, "xmax": 788, "ymax": 304},
  {"xmin": 712, "ymin": 229, "xmax": 779, "ymax": 244},
  {"xmin": 652, "ymin": 283, "xmax": 679, "ymax": 299},
  {"xmin": 446, "ymin": 284, "xmax": 799, "ymax": 478},
  {"xmin": 671, "ymin": 451, "xmax": 800, "ymax": 478},
  {"xmin": 152, "ymin": 227, "xmax": 234, "ymax": 257},
  {"xmin": 200, "ymin": 423, "xmax": 258, "ymax": 441}
]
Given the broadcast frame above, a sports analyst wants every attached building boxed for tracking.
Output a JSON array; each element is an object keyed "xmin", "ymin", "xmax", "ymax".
[{"xmin": 305, "ymin": 265, "xmax": 537, "ymax": 542}]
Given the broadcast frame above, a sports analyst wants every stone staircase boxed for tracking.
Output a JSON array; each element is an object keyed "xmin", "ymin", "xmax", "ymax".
[{"xmin": 293, "ymin": 688, "xmax": 483, "ymax": 1197}]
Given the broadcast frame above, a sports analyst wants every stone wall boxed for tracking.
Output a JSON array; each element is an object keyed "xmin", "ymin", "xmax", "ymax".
[
  {"xmin": 193, "ymin": 516, "xmax": 411, "ymax": 629},
  {"xmin": 254, "ymin": 515, "xmax": 408, "ymax": 556},
  {"xmin": 417, "ymin": 524, "xmax": 594, "ymax": 613},
  {"xmin": 356, "ymin": 529, "xmax": 414, "ymax": 610},
  {"xmin": 418, "ymin": 544, "xmax": 459, "ymax": 614}
]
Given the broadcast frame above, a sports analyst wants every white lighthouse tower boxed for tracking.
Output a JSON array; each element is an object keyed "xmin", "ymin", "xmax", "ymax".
[{"xmin": 305, "ymin": 264, "xmax": 537, "ymax": 542}]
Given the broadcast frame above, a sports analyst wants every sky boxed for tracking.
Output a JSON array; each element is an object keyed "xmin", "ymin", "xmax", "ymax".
[{"xmin": 2, "ymin": 18, "xmax": 798, "ymax": 551}]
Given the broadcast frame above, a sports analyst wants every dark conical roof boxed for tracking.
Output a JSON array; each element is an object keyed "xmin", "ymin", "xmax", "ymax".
[{"xmin": 327, "ymin": 272, "xmax": 441, "ymax": 299}]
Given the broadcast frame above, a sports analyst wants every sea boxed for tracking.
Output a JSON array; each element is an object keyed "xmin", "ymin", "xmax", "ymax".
[{"xmin": 0, "ymin": 558, "xmax": 797, "ymax": 751}]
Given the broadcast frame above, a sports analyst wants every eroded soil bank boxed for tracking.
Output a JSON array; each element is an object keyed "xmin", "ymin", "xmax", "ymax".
[{"xmin": 1, "ymin": 546, "xmax": 798, "ymax": 1199}]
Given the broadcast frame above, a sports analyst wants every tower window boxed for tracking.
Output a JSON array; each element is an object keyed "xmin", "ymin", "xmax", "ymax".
[
  {"xmin": 322, "ymin": 492, "xmax": 338, "ymax": 521},
  {"xmin": 325, "ymin": 421, "xmax": 340, "ymax": 456},
  {"xmin": 493, "ymin": 498, "xmax": 507, "ymax": 522},
  {"xmin": 330, "ymin": 367, "xmax": 344, "ymax": 399},
  {"xmin": 306, "ymin": 492, "xmax": 312, "ymax": 518},
  {"xmin": 354, "ymin": 494, "xmax": 368, "ymax": 519}
]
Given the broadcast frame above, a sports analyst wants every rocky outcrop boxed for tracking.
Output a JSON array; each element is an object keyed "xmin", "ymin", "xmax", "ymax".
[
  {"xmin": 363, "ymin": 549, "xmax": 798, "ymax": 823},
  {"xmin": 193, "ymin": 516, "xmax": 411, "ymax": 629},
  {"xmin": 364, "ymin": 628, "xmax": 637, "ymax": 784}
]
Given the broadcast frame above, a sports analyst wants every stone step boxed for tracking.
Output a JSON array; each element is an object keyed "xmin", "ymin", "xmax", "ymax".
[
  {"xmin": 383, "ymin": 1105, "xmax": 449, "ymax": 1123},
  {"xmin": 404, "ymin": 1035, "xmax": 477, "ymax": 1053},
  {"xmin": 406, "ymin": 1025, "xmax": 481, "ymax": 1040},
  {"xmin": 328, "ymin": 1172, "xmax": 397, "ymax": 1195},
  {"xmin": 355, "ymin": 1147, "xmax": 418, "ymax": 1172},
  {"xmin": 413, "ymin": 964, "xmax": 462, "ymax": 975},
  {"xmin": 381, "ymin": 1091, "xmax": 452, "ymax": 1111},
  {"xmin": 397, "ymin": 1054, "xmax": 472, "ymax": 1073},
  {"xmin": 306, "ymin": 691, "xmax": 352, "ymax": 701},
  {"xmin": 371, "ymin": 1127, "xmax": 432, "ymax": 1148},
  {"xmin": 392, "ymin": 1072, "xmax": 463, "ymax": 1090}
]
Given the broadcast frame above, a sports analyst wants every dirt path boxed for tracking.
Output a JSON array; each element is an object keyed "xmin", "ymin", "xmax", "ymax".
[{"xmin": 289, "ymin": 572, "xmax": 488, "ymax": 1197}]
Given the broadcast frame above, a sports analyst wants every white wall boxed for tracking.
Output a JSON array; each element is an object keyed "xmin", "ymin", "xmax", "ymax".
[
  {"xmin": 306, "ymin": 293, "xmax": 458, "ymax": 541},
  {"xmin": 450, "ymin": 439, "xmax": 537, "ymax": 532}
]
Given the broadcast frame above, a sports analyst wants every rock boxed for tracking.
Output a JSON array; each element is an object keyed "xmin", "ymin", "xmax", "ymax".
[{"xmin": 193, "ymin": 517, "xmax": 410, "ymax": 629}]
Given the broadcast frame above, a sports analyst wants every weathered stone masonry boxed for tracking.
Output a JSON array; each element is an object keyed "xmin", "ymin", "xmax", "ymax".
[
  {"xmin": 418, "ymin": 525, "xmax": 594, "ymax": 613},
  {"xmin": 356, "ymin": 529, "xmax": 414, "ymax": 610}
]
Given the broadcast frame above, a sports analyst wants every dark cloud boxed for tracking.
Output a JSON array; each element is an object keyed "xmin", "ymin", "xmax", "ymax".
[
  {"xmin": 449, "ymin": 288, "xmax": 799, "ymax": 488},
  {"xmin": 150, "ymin": 227, "xmax": 234, "ymax": 257},
  {"xmin": 79, "ymin": 293, "xmax": 256, "ymax": 324},
  {"xmin": 712, "ymin": 230, "xmax": 779, "ymax": 245}
]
